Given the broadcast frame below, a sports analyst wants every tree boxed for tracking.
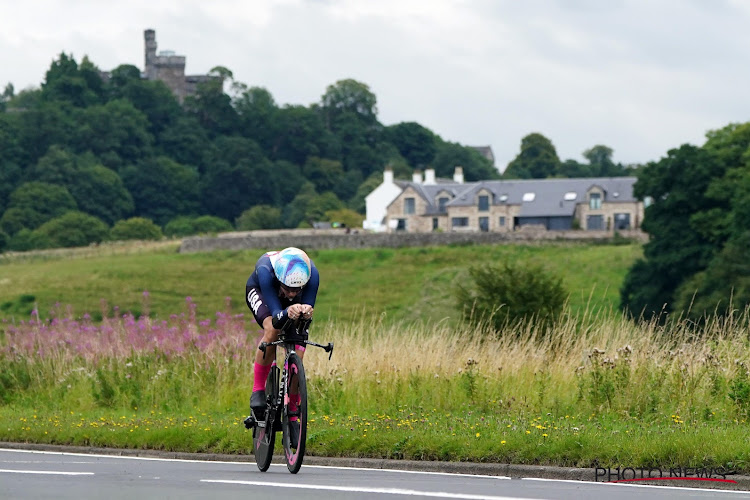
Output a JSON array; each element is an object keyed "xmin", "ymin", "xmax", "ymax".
[
  {"xmin": 384, "ymin": 122, "xmax": 437, "ymax": 168},
  {"xmin": 433, "ymin": 141, "xmax": 499, "ymax": 181},
  {"xmin": 320, "ymin": 79, "xmax": 378, "ymax": 128},
  {"xmin": 620, "ymin": 145, "xmax": 725, "ymax": 318},
  {"xmin": 28, "ymin": 147, "xmax": 134, "ymax": 225},
  {"xmin": 120, "ymin": 156, "xmax": 200, "ymax": 226},
  {"xmin": 324, "ymin": 208, "xmax": 364, "ymax": 228},
  {"xmin": 234, "ymin": 86, "xmax": 279, "ymax": 154},
  {"xmin": 183, "ymin": 68, "xmax": 238, "ymax": 137},
  {"xmin": 72, "ymin": 99, "xmax": 154, "ymax": 168},
  {"xmin": 41, "ymin": 53, "xmax": 102, "ymax": 107},
  {"xmin": 107, "ymin": 64, "xmax": 182, "ymax": 135},
  {"xmin": 1, "ymin": 182, "xmax": 77, "ymax": 234},
  {"xmin": 582, "ymin": 145, "xmax": 627, "ymax": 177},
  {"xmin": 200, "ymin": 137, "xmax": 276, "ymax": 220},
  {"xmin": 504, "ymin": 133, "xmax": 560, "ymax": 179}
]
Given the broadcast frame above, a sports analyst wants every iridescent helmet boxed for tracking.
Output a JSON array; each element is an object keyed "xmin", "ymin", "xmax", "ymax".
[{"xmin": 273, "ymin": 247, "xmax": 311, "ymax": 288}]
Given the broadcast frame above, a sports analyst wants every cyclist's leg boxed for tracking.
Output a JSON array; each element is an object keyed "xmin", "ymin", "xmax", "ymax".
[{"xmin": 251, "ymin": 316, "xmax": 280, "ymax": 416}]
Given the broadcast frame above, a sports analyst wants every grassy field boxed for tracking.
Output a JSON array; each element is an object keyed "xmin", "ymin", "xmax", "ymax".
[
  {"xmin": 0, "ymin": 240, "xmax": 641, "ymax": 326},
  {"xmin": 4, "ymin": 240, "xmax": 750, "ymax": 471}
]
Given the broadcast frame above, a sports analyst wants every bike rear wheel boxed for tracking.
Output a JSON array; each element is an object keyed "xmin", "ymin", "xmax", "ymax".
[
  {"xmin": 282, "ymin": 353, "xmax": 307, "ymax": 473},
  {"xmin": 253, "ymin": 364, "xmax": 279, "ymax": 472}
]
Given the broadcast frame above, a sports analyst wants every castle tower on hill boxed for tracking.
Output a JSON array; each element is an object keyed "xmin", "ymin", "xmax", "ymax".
[{"xmin": 143, "ymin": 29, "xmax": 217, "ymax": 102}]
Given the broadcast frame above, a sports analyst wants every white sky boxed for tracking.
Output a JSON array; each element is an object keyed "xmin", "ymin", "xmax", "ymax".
[{"xmin": 3, "ymin": 0, "xmax": 750, "ymax": 171}]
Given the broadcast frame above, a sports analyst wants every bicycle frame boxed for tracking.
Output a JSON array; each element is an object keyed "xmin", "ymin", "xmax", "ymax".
[{"xmin": 244, "ymin": 322, "xmax": 333, "ymax": 473}]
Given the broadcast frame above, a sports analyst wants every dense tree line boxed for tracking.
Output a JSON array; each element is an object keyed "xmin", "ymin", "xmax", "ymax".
[
  {"xmin": 619, "ymin": 123, "xmax": 750, "ymax": 321},
  {"xmin": 0, "ymin": 53, "xmax": 499, "ymax": 251}
]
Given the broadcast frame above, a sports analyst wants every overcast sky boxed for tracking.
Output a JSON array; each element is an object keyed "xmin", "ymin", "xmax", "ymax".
[{"xmin": 3, "ymin": 0, "xmax": 750, "ymax": 171}]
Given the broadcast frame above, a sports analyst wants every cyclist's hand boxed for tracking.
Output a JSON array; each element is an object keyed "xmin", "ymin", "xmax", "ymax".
[
  {"xmin": 287, "ymin": 304, "xmax": 312, "ymax": 320},
  {"xmin": 300, "ymin": 305, "xmax": 313, "ymax": 320}
]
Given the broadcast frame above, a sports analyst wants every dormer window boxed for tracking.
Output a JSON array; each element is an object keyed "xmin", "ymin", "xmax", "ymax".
[
  {"xmin": 404, "ymin": 197, "xmax": 415, "ymax": 215},
  {"xmin": 438, "ymin": 197, "xmax": 449, "ymax": 212},
  {"xmin": 522, "ymin": 192, "xmax": 535, "ymax": 202},
  {"xmin": 478, "ymin": 195, "xmax": 489, "ymax": 211},
  {"xmin": 589, "ymin": 192, "xmax": 602, "ymax": 210}
]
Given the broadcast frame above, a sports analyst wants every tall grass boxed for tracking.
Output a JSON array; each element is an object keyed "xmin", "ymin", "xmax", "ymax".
[{"xmin": 2, "ymin": 297, "xmax": 750, "ymax": 467}]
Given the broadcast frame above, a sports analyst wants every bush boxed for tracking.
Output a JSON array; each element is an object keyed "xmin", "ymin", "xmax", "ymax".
[
  {"xmin": 164, "ymin": 215, "xmax": 232, "ymax": 237},
  {"xmin": 164, "ymin": 216, "xmax": 195, "ymax": 237},
  {"xmin": 455, "ymin": 260, "xmax": 567, "ymax": 334},
  {"xmin": 192, "ymin": 215, "xmax": 233, "ymax": 234},
  {"xmin": 35, "ymin": 211, "xmax": 109, "ymax": 248},
  {"xmin": 8, "ymin": 228, "xmax": 53, "ymax": 251},
  {"xmin": 235, "ymin": 205, "xmax": 281, "ymax": 230},
  {"xmin": 109, "ymin": 217, "xmax": 163, "ymax": 242},
  {"xmin": 0, "ymin": 230, "xmax": 7, "ymax": 252}
]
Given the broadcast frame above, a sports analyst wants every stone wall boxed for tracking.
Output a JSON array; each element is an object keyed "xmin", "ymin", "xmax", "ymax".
[{"xmin": 178, "ymin": 228, "xmax": 648, "ymax": 253}]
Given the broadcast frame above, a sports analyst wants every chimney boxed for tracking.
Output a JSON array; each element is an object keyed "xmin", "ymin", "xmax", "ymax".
[
  {"xmin": 453, "ymin": 166, "xmax": 464, "ymax": 184},
  {"xmin": 412, "ymin": 170, "xmax": 423, "ymax": 184},
  {"xmin": 384, "ymin": 166, "xmax": 394, "ymax": 184},
  {"xmin": 424, "ymin": 168, "xmax": 436, "ymax": 185}
]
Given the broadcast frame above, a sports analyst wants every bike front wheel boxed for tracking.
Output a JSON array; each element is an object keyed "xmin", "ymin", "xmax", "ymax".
[
  {"xmin": 282, "ymin": 353, "xmax": 307, "ymax": 473},
  {"xmin": 253, "ymin": 364, "xmax": 279, "ymax": 472}
]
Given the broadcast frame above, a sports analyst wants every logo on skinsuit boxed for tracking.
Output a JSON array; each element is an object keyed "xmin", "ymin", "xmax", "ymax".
[{"xmin": 248, "ymin": 289, "xmax": 261, "ymax": 314}]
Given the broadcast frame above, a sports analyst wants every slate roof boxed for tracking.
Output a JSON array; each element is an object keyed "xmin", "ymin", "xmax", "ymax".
[{"xmin": 398, "ymin": 177, "xmax": 638, "ymax": 218}]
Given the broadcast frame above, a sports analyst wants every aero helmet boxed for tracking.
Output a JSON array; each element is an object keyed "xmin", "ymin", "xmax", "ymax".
[{"xmin": 273, "ymin": 247, "xmax": 311, "ymax": 288}]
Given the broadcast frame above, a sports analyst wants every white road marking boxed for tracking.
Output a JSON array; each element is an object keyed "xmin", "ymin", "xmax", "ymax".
[
  {"xmin": 523, "ymin": 477, "xmax": 749, "ymax": 494},
  {"xmin": 0, "ymin": 469, "xmax": 93, "ymax": 476},
  {"xmin": 202, "ymin": 479, "xmax": 542, "ymax": 499}
]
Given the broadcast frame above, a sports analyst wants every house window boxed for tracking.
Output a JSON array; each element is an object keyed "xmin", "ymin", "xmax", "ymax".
[
  {"xmin": 564, "ymin": 192, "xmax": 577, "ymax": 201},
  {"xmin": 478, "ymin": 195, "xmax": 489, "ymax": 212},
  {"xmin": 396, "ymin": 218, "xmax": 407, "ymax": 231},
  {"xmin": 522, "ymin": 192, "xmax": 535, "ymax": 202},
  {"xmin": 404, "ymin": 197, "xmax": 415, "ymax": 215},
  {"xmin": 479, "ymin": 217, "xmax": 489, "ymax": 232},
  {"xmin": 498, "ymin": 216, "xmax": 506, "ymax": 227},
  {"xmin": 438, "ymin": 197, "xmax": 449, "ymax": 212},
  {"xmin": 432, "ymin": 218, "xmax": 439, "ymax": 231},
  {"xmin": 589, "ymin": 192, "xmax": 602, "ymax": 210},
  {"xmin": 587, "ymin": 215, "xmax": 604, "ymax": 230},
  {"xmin": 499, "ymin": 194, "xmax": 508, "ymax": 202},
  {"xmin": 451, "ymin": 217, "xmax": 469, "ymax": 228},
  {"xmin": 614, "ymin": 213, "xmax": 631, "ymax": 230}
]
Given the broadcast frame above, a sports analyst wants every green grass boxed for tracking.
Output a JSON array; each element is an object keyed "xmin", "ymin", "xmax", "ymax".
[
  {"xmin": 0, "ymin": 241, "xmax": 642, "ymax": 326},
  {"xmin": 10, "ymin": 239, "xmax": 748, "ymax": 471}
]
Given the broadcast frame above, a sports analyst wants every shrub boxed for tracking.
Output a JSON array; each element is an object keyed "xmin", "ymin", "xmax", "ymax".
[
  {"xmin": 235, "ymin": 205, "xmax": 281, "ymax": 230},
  {"xmin": 109, "ymin": 217, "xmax": 164, "ymax": 241},
  {"xmin": 35, "ymin": 211, "xmax": 109, "ymax": 248},
  {"xmin": 8, "ymin": 228, "xmax": 53, "ymax": 251},
  {"xmin": 164, "ymin": 216, "xmax": 195, "ymax": 237},
  {"xmin": 455, "ymin": 260, "xmax": 567, "ymax": 334},
  {"xmin": 192, "ymin": 215, "xmax": 233, "ymax": 234}
]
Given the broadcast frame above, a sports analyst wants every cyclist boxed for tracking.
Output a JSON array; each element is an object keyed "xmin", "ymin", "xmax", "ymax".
[{"xmin": 245, "ymin": 247, "xmax": 319, "ymax": 444}]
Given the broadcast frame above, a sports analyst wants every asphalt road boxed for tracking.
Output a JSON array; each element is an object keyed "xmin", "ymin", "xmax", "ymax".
[{"xmin": 2, "ymin": 448, "xmax": 750, "ymax": 500}]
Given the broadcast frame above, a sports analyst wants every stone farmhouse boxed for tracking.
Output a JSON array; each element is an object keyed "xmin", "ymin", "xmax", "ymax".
[{"xmin": 373, "ymin": 167, "xmax": 644, "ymax": 233}]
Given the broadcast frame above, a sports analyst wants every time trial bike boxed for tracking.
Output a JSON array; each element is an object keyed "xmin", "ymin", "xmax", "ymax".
[{"xmin": 244, "ymin": 319, "xmax": 333, "ymax": 473}]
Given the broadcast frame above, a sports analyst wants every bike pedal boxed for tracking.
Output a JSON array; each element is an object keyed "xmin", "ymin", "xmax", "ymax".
[{"xmin": 243, "ymin": 415, "xmax": 256, "ymax": 429}]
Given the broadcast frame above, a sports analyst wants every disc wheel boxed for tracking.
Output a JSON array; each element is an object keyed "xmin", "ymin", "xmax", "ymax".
[
  {"xmin": 253, "ymin": 364, "xmax": 279, "ymax": 471},
  {"xmin": 282, "ymin": 353, "xmax": 307, "ymax": 473}
]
